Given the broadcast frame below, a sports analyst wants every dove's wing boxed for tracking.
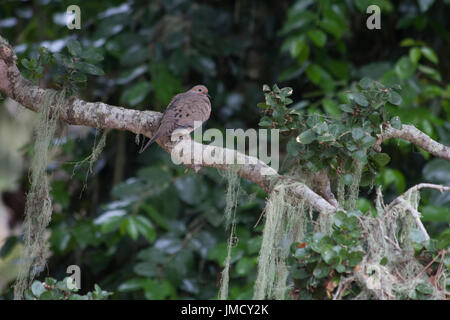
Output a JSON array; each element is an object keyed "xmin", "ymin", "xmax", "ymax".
[
  {"xmin": 139, "ymin": 91, "xmax": 211, "ymax": 153},
  {"xmin": 160, "ymin": 92, "xmax": 211, "ymax": 135}
]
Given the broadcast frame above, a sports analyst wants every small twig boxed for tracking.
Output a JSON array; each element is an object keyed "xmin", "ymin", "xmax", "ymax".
[
  {"xmin": 414, "ymin": 251, "xmax": 442, "ymax": 281},
  {"xmin": 387, "ymin": 183, "xmax": 450, "ymax": 212},
  {"xmin": 253, "ymin": 206, "xmax": 266, "ymax": 228},
  {"xmin": 338, "ymin": 281, "xmax": 352, "ymax": 300},
  {"xmin": 384, "ymin": 235, "xmax": 401, "ymax": 252},
  {"xmin": 394, "ymin": 268, "xmax": 406, "ymax": 282}
]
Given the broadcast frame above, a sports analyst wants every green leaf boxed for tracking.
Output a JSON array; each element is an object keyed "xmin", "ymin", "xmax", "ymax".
[
  {"xmin": 359, "ymin": 77, "xmax": 372, "ymax": 89},
  {"xmin": 258, "ymin": 116, "xmax": 272, "ymax": 127},
  {"xmin": 295, "ymin": 247, "xmax": 309, "ymax": 259},
  {"xmin": 351, "ymin": 127, "xmax": 365, "ymax": 140},
  {"xmin": 235, "ymin": 257, "xmax": 256, "ymax": 276},
  {"xmin": 307, "ymin": 29, "xmax": 327, "ymax": 47},
  {"xmin": 290, "ymin": 265, "xmax": 309, "ymax": 280},
  {"xmin": 31, "ymin": 281, "xmax": 46, "ymax": 297},
  {"xmin": 381, "ymin": 168, "xmax": 406, "ymax": 193},
  {"xmin": 321, "ymin": 245, "xmax": 336, "ymax": 264},
  {"xmin": 279, "ymin": 10, "xmax": 315, "ymax": 35},
  {"xmin": 174, "ymin": 175, "xmax": 208, "ymax": 205},
  {"xmin": 350, "ymin": 93, "xmax": 368, "ymax": 107},
  {"xmin": 123, "ymin": 216, "xmax": 139, "ymax": 240},
  {"xmin": 53, "ymin": 53, "xmax": 75, "ymax": 69},
  {"xmin": 56, "ymin": 277, "xmax": 77, "ymax": 292},
  {"xmin": 0, "ymin": 236, "xmax": 18, "ymax": 258},
  {"xmin": 339, "ymin": 104, "xmax": 353, "ymax": 113},
  {"xmin": 296, "ymin": 129, "xmax": 316, "ymax": 144},
  {"xmin": 322, "ymin": 99, "xmax": 340, "ymax": 116},
  {"xmin": 119, "ymin": 81, "xmax": 151, "ymax": 107},
  {"xmin": 352, "ymin": 150, "xmax": 367, "ymax": 163},
  {"xmin": 437, "ymin": 230, "xmax": 450, "ymax": 250},
  {"xmin": 67, "ymin": 39, "xmax": 82, "ymax": 57},
  {"xmin": 319, "ymin": 18, "xmax": 341, "ymax": 39},
  {"xmin": 420, "ymin": 47, "xmax": 438, "ymax": 64},
  {"xmin": 73, "ymin": 61, "xmax": 105, "ymax": 75},
  {"xmin": 118, "ymin": 278, "xmax": 147, "ymax": 292},
  {"xmin": 400, "ymin": 38, "xmax": 417, "ymax": 47},
  {"xmin": 409, "ymin": 47, "xmax": 421, "ymax": 64},
  {"xmin": 69, "ymin": 72, "xmax": 87, "ymax": 83},
  {"xmin": 418, "ymin": 65, "xmax": 442, "ymax": 81},
  {"xmin": 416, "ymin": 283, "xmax": 433, "ymax": 295},
  {"xmin": 286, "ymin": 138, "xmax": 303, "ymax": 156},
  {"xmin": 395, "ymin": 57, "xmax": 416, "ymax": 80},
  {"xmin": 310, "ymin": 232, "xmax": 330, "ymax": 253},
  {"xmin": 348, "ymin": 251, "xmax": 363, "ymax": 267},
  {"xmin": 388, "ymin": 91, "xmax": 402, "ymax": 105},
  {"xmin": 371, "ymin": 153, "xmax": 391, "ymax": 167},
  {"xmin": 317, "ymin": 134, "xmax": 335, "ymax": 143},
  {"xmin": 149, "ymin": 62, "xmax": 182, "ymax": 105},
  {"xmin": 80, "ymin": 47, "xmax": 104, "ymax": 63},
  {"xmin": 21, "ymin": 58, "xmax": 33, "ymax": 70},
  {"xmin": 361, "ymin": 135, "xmax": 376, "ymax": 148},
  {"xmin": 39, "ymin": 291, "xmax": 58, "ymax": 300},
  {"xmin": 335, "ymin": 264, "xmax": 346, "ymax": 273},
  {"xmin": 313, "ymin": 262, "xmax": 331, "ymax": 278},
  {"xmin": 306, "ymin": 64, "xmax": 322, "ymax": 84},
  {"xmin": 290, "ymin": 38, "xmax": 309, "ymax": 64},
  {"xmin": 142, "ymin": 204, "xmax": 169, "ymax": 230},
  {"xmin": 135, "ymin": 215, "xmax": 156, "ymax": 243},
  {"xmin": 262, "ymin": 84, "xmax": 271, "ymax": 92},
  {"xmin": 390, "ymin": 116, "xmax": 402, "ymax": 130}
]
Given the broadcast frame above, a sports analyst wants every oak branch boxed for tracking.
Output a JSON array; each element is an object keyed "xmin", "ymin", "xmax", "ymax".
[{"xmin": 1, "ymin": 38, "xmax": 449, "ymax": 214}]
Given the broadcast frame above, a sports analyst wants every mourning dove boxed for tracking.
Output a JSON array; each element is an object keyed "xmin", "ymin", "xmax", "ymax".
[{"xmin": 139, "ymin": 85, "xmax": 211, "ymax": 153}]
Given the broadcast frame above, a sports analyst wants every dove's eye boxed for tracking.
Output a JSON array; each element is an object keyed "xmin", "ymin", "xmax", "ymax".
[{"xmin": 198, "ymin": 88, "xmax": 202, "ymax": 92}]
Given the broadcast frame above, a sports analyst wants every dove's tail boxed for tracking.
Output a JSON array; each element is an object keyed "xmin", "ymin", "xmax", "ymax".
[{"xmin": 139, "ymin": 135, "xmax": 158, "ymax": 153}]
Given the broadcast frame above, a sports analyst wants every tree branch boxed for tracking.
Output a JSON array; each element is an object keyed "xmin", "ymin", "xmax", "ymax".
[
  {"xmin": 386, "ymin": 183, "xmax": 450, "ymax": 243},
  {"xmin": 0, "ymin": 39, "xmax": 337, "ymax": 214},
  {"xmin": 377, "ymin": 124, "xmax": 450, "ymax": 161}
]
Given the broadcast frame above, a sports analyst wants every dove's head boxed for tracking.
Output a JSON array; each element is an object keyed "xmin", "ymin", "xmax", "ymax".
[{"xmin": 190, "ymin": 85, "xmax": 209, "ymax": 97}]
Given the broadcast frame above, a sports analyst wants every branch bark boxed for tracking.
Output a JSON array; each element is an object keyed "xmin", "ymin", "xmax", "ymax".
[
  {"xmin": 0, "ymin": 39, "xmax": 337, "ymax": 214},
  {"xmin": 377, "ymin": 125, "xmax": 450, "ymax": 161}
]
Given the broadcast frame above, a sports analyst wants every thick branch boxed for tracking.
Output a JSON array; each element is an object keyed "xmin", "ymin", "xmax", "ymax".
[
  {"xmin": 377, "ymin": 125, "xmax": 450, "ymax": 161},
  {"xmin": 0, "ymin": 39, "xmax": 336, "ymax": 214},
  {"xmin": 387, "ymin": 183, "xmax": 450, "ymax": 211}
]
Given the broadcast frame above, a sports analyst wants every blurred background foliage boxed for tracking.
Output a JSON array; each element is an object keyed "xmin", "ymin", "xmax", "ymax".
[{"xmin": 0, "ymin": 0, "xmax": 449, "ymax": 299}]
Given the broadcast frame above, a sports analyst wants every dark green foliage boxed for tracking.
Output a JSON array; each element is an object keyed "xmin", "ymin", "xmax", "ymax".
[
  {"xmin": 258, "ymin": 80, "xmax": 399, "ymax": 184},
  {"xmin": 0, "ymin": 0, "xmax": 449, "ymax": 300},
  {"xmin": 21, "ymin": 39, "xmax": 104, "ymax": 96},
  {"xmin": 25, "ymin": 278, "xmax": 112, "ymax": 300},
  {"xmin": 289, "ymin": 210, "xmax": 365, "ymax": 299}
]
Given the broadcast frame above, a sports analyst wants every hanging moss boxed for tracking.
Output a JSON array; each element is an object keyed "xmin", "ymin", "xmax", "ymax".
[
  {"xmin": 253, "ymin": 182, "xmax": 308, "ymax": 300},
  {"xmin": 14, "ymin": 90, "xmax": 65, "ymax": 299},
  {"xmin": 353, "ymin": 187, "xmax": 445, "ymax": 299},
  {"xmin": 13, "ymin": 90, "xmax": 109, "ymax": 300},
  {"xmin": 346, "ymin": 160, "xmax": 363, "ymax": 211},
  {"xmin": 218, "ymin": 167, "xmax": 241, "ymax": 300}
]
